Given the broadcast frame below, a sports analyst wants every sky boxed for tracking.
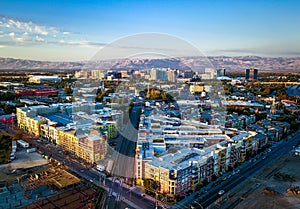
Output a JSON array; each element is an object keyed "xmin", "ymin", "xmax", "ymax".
[{"xmin": 0, "ymin": 0, "xmax": 300, "ymax": 61}]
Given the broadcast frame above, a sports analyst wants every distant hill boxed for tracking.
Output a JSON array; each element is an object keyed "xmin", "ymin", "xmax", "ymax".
[{"xmin": 1, "ymin": 56, "xmax": 300, "ymax": 72}]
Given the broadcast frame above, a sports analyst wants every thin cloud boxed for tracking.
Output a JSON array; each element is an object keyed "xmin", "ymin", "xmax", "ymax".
[
  {"xmin": 209, "ymin": 48, "xmax": 258, "ymax": 54},
  {"xmin": 0, "ymin": 15, "xmax": 62, "ymax": 36},
  {"xmin": 0, "ymin": 15, "xmax": 77, "ymax": 46},
  {"xmin": 208, "ymin": 48, "xmax": 300, "ymax": 57},
  {"xmin": 48, "ymin": 40, "xmax": 107, "ymax": 48},
  {"xmin": 35, "ymin": 35, "xmax": 44, "ymax": 42},
  {"xmin": 0, "ymin": 15, "xmax": 102, "ymax": 48},
  {"xmin": 8, "ymin": 32, "xmax": 14, "ymax": 37}
]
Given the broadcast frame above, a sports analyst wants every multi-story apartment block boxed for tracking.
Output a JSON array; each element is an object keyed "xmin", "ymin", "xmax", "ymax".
[
  {"xmin": 16, "ymin": 103, "xmax": 113, "ymax": 164},
  {"xmin": 144, "ymin": 147, "xmax": 221, "ymax": 197},
  {"xmin": 144, "ymin": 149, "xmax": 197, "ymax": 196},
  {"xmin": 96, "ymin": 121, "xmax": 117, "ymax": 139},
  {"xmin": 142, "ymin": 128, "xmax": 260, "ymax": 197}
]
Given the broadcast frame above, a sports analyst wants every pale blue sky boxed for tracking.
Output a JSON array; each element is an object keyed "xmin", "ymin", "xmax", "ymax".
[{"xmin": 0, "ymin": 0, "xmax": 299, "ymax": 61}]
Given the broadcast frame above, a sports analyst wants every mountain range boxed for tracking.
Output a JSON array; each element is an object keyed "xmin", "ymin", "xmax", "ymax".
[{"xmin": 1, "ymin": 56, "xmax": 300, "ymax": 72}]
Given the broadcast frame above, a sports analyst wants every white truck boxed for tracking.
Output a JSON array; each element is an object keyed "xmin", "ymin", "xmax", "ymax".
[
  {"xmin": 27, "ymin": 148, "xmax": 36, "ymax": 153},
  {"xmin": 17, "ymin": 140, "xmax": 29, "ymax": 148},
  {"xmin": 96, "ymin": 164, "xmax": 106, "ymax": 172}
]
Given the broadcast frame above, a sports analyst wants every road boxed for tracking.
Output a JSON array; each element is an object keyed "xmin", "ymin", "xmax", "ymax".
[
  {"xmin": 33, "ymin": 138, "xmax": 156, "ymax": 209},
  {"xmin": 174, "ymin": 130, "xmax": 300, "ymax": 209},
  {"xmin": 4, "ymin": 124, "xmax": 156, "ymax": 209},
  {"xmin": 110, "ymin": 106, "xmax": 140, "ymax": 181},
  {"xmin": 6, "ymin": 120, "xmax": 298, "ymax": 209}
]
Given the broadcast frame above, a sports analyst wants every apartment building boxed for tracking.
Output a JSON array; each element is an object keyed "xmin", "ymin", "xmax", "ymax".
[
  {"xmin": 141, "ymin": 130, "xmax": 257, "ymax": 197},
  {"xmin": 16, "ymin": 104, "xmax": 109, "ymax": 164},
  {"xmin": 96, "ymin": 121, "xmax": 117, "ymax": 139}
]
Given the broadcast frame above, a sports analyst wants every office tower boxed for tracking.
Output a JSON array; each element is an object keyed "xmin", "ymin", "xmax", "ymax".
[{"xmin": 245, "ymin": 68, "xmax": 258, "ymax": 80}]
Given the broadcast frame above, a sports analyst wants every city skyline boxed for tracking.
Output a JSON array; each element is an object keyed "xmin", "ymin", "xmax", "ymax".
[{"xmin": 1, "ymin": 0, "xmax": 300, "ymax": 61}]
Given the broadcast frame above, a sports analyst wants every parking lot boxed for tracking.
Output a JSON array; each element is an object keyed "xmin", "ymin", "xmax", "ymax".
[{"xmin": 0, "ymin": 148, "xmax": 47, "ymax": 171}]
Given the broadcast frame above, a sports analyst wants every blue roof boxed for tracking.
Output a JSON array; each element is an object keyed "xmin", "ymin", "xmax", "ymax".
[{"xmin": 44, "ymin": 113, "xmax": 73, "ymax": 126}]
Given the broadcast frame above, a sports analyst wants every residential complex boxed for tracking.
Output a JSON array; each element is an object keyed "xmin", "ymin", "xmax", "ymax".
[
  {"xmin": 16, "ymin": 103, "xmax": 122, "ymax": 164},
  {"xmin": 135, "ymin": 107, "xmax": 290, "ymax": 197}
]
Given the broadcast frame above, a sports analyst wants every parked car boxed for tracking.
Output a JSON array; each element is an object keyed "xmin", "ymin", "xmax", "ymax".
[{"xmin": 218, "ymin": 190, "xmax": 225, "ymax": 195}]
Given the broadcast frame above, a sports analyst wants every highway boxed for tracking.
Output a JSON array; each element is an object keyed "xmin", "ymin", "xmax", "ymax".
[{"xmin": 174, "ymin": 130, "xmax": 300, "ymax": 209}]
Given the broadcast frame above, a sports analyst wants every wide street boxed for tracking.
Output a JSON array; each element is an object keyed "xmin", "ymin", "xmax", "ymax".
[
  {"xmin": 10, "ymin": 108, "xmax": 155, "ymax": 209},
  {"xmin": 174, "ymin": 130, "xmax": 300, "ymax": 209},
  {"xmin": 4, "ymin": 118, "xmax": 299, "ymax": 209},
  {"xmin": 27, "ymin": 134, "xmax": 157, "ymax": 209}
]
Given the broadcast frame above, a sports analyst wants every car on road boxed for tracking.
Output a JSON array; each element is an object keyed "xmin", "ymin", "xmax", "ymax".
[
  {"xmin": 218, "ymin": 190, "xmax": 225, "ymax": 195},
  {"xmin": 234, "ymin": 169, "xmax": 240, "ymax": 174},
  {"xmin": 267, "ymin": 148, "xmax": 272, "ymax": 152},
  {"xmin": 262, "ymin": 156, "xmax": 266, "ymax": 160},
  {"xmin": 109, "ymin": 142, "xmax": 117, "ymax": 146}
]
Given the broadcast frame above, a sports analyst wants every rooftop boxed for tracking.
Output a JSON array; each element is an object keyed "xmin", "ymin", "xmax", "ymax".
[
  {"xmin": 44, "ymin": 113, "xmax": 73, "ymax": 126},
  {"xmin": 147, "ymin": 146, "xmax": 215, "ymax": 170}
]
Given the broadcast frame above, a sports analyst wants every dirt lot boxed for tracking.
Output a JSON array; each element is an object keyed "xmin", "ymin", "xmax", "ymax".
[{"xmin": 220, "ymin": 151, "xmax": 300, "ymax": 209}]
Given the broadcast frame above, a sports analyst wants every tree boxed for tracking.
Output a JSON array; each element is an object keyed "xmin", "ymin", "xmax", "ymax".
[
  {"xmin": 3, "ymin": 105, "xmax": 14, "ymax": 114},
  {"xmin": 13, "ymin": 130, "xmax": 23, "ymax": 140},
  {"xmin": 64, "ymin": 82, "xmax": 72, "ymax": 94},
  {"xmin": 201, "ymin": 178, "xmax": 208, "ymax": 186},
  {"xmin": 261, "ymin": 86, "xmax": 271, "ymax": 96},
  {"xmin": 144, "ymin": 179, "xmax": 159, "ymax": 195}
]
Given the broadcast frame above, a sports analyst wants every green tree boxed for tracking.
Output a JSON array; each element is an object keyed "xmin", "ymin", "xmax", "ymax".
[
  {"xmin": 144, "ymin": 179, "xmax": 159, "ymax": 195},
  {"xmin": 64, "ymin": 82, "xmax": 72, "ymax": 94}
]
